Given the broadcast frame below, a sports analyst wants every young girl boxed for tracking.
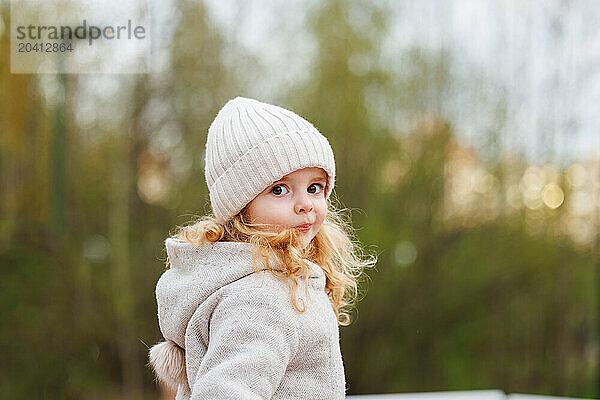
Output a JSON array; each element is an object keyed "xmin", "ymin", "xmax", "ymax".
[{"xmin": 148, "ymin": 96, "xmax": 375, "ymax": 399}]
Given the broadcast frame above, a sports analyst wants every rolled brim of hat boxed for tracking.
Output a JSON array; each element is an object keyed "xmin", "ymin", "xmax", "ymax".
[{"xmin": 209, "ymin": 129, "xmax": 336, "ymax": 223}]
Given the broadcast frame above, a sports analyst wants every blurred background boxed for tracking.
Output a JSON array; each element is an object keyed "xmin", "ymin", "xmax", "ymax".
[{"xmin": 1, "ymin": 0, "xmax": 598, "ymax": 398}]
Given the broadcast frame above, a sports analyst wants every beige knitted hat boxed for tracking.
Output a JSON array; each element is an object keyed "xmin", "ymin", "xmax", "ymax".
[{"xmin": 205, "ymin": 96, "xmax": 336, "ymax": 223}]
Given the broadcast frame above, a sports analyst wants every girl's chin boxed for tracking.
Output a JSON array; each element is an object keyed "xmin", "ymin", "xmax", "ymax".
[{"xmin": 296, "ymin": 235, "xmax": 314, "ymax": 250}]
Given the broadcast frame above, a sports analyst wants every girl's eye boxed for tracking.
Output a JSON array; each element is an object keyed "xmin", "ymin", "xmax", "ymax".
[
  {"xmin": 271, "ymin": 184, "xmax": 289, "ymax": 196},
  {"xmin": 271, "ymin": 183, "xmax": 323, "ymax": 195},
  {"xmin": 308, "ymin": 183, "xmax": 323, "ymax": 194}
]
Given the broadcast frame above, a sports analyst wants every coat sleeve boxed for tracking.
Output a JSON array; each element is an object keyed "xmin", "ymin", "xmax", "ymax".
[{"xmin": 188, "ymin": 287, "xmax": 300, "ymax": 400}]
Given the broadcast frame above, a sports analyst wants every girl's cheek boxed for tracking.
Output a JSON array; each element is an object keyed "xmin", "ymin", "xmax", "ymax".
[{"xmin": 266, "ymin": 204, "xmax": 289, "ymax": 224}]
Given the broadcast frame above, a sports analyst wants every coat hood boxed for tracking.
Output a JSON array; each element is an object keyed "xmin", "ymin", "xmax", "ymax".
[{"xmin": 155, "ymin": 237, "xmax": 325, "ymax": 348}]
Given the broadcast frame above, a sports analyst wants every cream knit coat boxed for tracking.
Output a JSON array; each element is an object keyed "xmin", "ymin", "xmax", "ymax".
[{"xmin": 153, "ymin": 238, "xmax": 347, "ymax": 399}]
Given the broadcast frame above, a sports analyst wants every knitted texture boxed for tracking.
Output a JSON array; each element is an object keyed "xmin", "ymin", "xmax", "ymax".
[
  {"xmin": 205, "ymin": 97, "xmax": 336, "ymax": 223},
  {"xmin": 154, "ymin": 238, "xmax": 347, "ymax": 400}
]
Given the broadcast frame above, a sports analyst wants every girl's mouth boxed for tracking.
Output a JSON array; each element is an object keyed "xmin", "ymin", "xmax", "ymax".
[{"xmin": 294, "ymin": 224, "xmax": 312, "ymax": 233}]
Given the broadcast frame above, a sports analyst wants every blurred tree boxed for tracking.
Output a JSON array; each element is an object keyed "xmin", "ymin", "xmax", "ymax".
[{"xmin": 0, "ymin": 7, "xmax": 73, "ymax": 399}]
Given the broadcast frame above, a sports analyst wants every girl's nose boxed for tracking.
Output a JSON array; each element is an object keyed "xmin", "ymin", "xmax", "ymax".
[{"xmin": 294, "ymin": 194, "xmax": 313, "ymax": 214}]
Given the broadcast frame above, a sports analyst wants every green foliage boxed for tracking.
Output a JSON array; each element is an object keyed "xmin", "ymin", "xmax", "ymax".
[
  {"xmin": 0, "ymin": 247, "xmax": 70, "ymax": 398},
  {"xmin": 342, "ymin": 224, "xmax": 597, "ymax": 397}
]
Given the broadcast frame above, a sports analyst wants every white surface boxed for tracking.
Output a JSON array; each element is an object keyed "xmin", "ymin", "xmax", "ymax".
[
  {"xmin": 347, "ymin": 392, "xmax": 593, "ymax": 400},
  {"xmin": 508, "ymin": 394, "xmax": 594, "ymax": 400},
  {"xmin": 348, "ymin": 390, "xmax": 506, "ymax": 400}
]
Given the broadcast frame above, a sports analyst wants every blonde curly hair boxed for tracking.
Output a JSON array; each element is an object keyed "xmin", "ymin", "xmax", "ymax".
[{"xmin": 168, "ymin": 200, "xmax": 376, "ymax": 326}]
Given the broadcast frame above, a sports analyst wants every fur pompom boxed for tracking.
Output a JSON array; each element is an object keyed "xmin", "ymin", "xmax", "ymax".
[{"xmin": 148, "ymin": 340, "xmax": 187, "ymax": 390}]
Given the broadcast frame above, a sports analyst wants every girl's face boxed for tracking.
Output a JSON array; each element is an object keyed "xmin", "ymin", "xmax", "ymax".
[{"xmin": 244, "ymin": 167, "xmax": 328, "ymax": 249}]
